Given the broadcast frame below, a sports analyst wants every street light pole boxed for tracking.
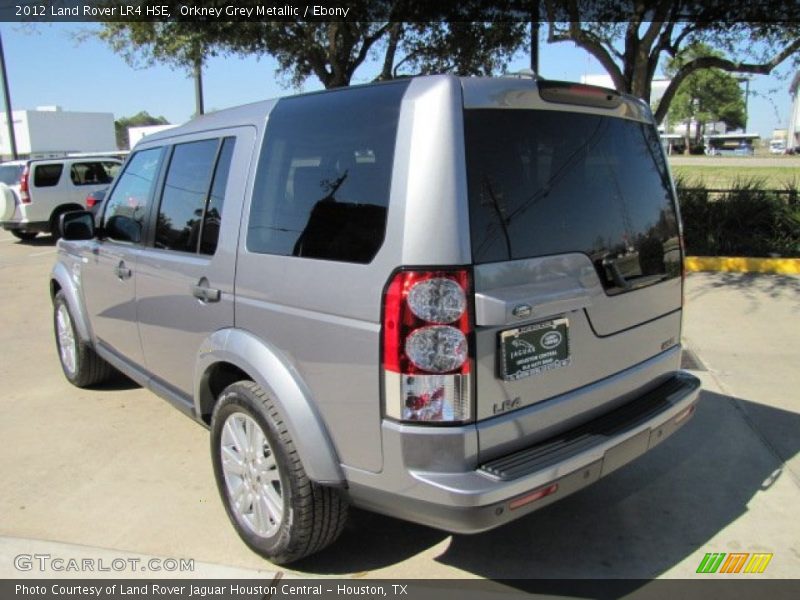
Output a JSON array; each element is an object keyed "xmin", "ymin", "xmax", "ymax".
[
  {"xmin": 0, "ymin": 31, "xmax": 19, "ymax": 160},
  {"xmin": 738, "ymin": 75, "xmax": 751, "ymax": 132},
  {"xmin": 743, "ymin": 77, "xmax": 750, "ymax": 133}
]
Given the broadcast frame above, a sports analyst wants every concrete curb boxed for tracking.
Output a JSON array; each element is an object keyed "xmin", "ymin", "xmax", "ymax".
[{"xmin": 685, "ymin": 256, "xmax": 800, "ymax": 275}]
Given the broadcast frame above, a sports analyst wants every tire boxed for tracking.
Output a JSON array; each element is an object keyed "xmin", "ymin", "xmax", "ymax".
[
  {"xmin": 53, "ymin": 291, "xmax": 114, "ymax": 387},
  {"xmin": 11, "ymin": 230, "xmax": 37, "ymax": 241},
  {"xmin": 210, "ymin": 381, "xmax": 348, "ymax": 564},
  {"xmin": 49, "ymin": 211, "xmax": 64, "ymax": 241}
]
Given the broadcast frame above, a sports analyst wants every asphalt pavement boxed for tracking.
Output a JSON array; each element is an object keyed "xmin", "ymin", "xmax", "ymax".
[{"xmin": 0, "ymin": 230, "xmax": 797, "ymax": 582}]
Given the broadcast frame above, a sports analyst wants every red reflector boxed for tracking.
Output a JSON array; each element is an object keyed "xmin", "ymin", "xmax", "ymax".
[
  {"xmin": 509, "ymin": 483, "xmax": 558, "ymax": 510},
  {"xmin": 86, "ymin": 196, "xmax": 97, "ymax": 208}
]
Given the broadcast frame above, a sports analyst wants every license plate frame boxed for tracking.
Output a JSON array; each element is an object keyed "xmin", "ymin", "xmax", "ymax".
[{"xmin": 499, "ymin": 318, "xmax": 571, "ymax": 381}]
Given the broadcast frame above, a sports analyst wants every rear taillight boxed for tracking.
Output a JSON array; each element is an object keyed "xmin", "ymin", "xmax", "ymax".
[
  {"xmin": 85, "ymin": 194, "xmax": 98, "ymax": 208},
  {"xmin": 382, "ymin": 269, "xmax": 473, "ymax": 424},
  {"xmin": 19, "ymin": 165, "xmax": 30, "ymax": 204}
]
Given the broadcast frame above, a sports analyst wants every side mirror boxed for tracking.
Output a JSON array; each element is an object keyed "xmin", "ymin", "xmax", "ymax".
[
  {"xmin": 60, "ymin": 210, "xmax": 95, "ymax": 241},
  {"xmin": 105, "ymin": 214, "xmax": 142, "ymax": 244}
]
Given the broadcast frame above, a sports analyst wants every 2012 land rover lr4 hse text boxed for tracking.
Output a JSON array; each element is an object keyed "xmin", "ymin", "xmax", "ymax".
[{"xmin": 52, "ymin": 75, "xmax": 700, "ymax": 564}]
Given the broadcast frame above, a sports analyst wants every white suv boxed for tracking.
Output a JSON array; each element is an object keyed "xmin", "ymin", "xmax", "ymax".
[{"xmin": 0, "ymin": 156, "xmax": 121, "ymax": 240}]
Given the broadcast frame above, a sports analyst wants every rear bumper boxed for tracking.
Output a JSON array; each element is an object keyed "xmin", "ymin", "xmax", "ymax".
[
  {"xmin": 346, "ymin": 371, "xmax": 700, "ymax": 534},
  {"xmin": 1, "ymin": 220, "xmax": 48, "ymax": 233}
]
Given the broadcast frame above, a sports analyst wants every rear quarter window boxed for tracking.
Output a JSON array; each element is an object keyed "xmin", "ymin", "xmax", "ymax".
[
  {"xmin": 33, "ymin": 164, "xmax": 64, "ymax": 187},
  {"xmin": 247, "ymin": 81, "xmax": 408, "ymax": 264},
  {"xmin": 70, "ymin": 161, "xmax": 120, "ymax": 186}
]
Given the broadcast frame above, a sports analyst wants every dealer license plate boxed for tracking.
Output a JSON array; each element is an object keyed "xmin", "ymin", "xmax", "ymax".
[{"xmin": 499, "ymin": 318, "xmax": 570, "ymax": 381}]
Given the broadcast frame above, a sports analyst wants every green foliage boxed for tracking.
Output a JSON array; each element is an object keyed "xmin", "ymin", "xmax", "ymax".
[
  {"xmin": 542, "ymin": 2, "xmax": 800, "ymax": 124},
  {"xmin": 665, "ymin": 43, "xmax": 746, "ymax": 138},
  {"xmin": 676, "ymin": 176, "xmax": 800, "ymax": 257},
  {"xmin": 114, "ymin": 111, "xmax": 169, "ymax": 150},
  {"xmin": 94, "ymin": 6, "xmax": 527, "ymax": 89},
  {"xmin": 95, "ymin": 21, "xmax": 212, "ymax": 70}
]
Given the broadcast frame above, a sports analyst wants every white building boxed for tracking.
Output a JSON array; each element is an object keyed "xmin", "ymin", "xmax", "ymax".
[
  {"xmin": 128, "ymin": 124, "xmax": 177, "ymax": 148},
  {"xmin": 789, "ymin": 72, "xmax": 800, "ymax": 149},
  {"xmin": 0, "ymin": 106, "xmax": 116, "ymax": 160},
  {"xmin": 579, "ymin": 74, "xmax": 670, "ymax": 108}
]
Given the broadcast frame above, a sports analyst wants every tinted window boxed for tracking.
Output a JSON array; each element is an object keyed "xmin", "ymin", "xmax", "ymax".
[
  {"xmin": 33, "ymin": 164, "xmax": 63, "ymax": 187},
  {"xmin": 200, "ymin": 137, "xmax": 235, "ymax": 255},
  {"xmin": 103, "ymin": 148, "xmax": 164, "ymax": 243},
  {"xmin": 70, "ymin": 161, "xmax": 120, "ymax": 186},
  {"xmin": 0, "ymin": 164, "xmax": 23, "ymax": 185},
  {"xmin": 155, "ymin": 140, "xmax": 219, "ymax": 253},
  {"xmin": 465, "ymin": 110, "xmax": 680, "ymax": 292},
  {"xmin": 247, "ymin": 81, "xmax": 408, "ymax": 263}
]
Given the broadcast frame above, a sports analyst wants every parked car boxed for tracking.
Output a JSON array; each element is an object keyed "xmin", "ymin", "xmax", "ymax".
[
  {"xmin": 769, "ymin": 139, "xmax": 786, "ymax": 154},
  {"xmin": 0, "ymin": 156, "xmax": 121, "ymax": 241},
  {"xmin": 51, "ymin": 75, "xmax": 701, "ymax": 564},
  {"xmin": 84, "ymin": 187, "xmax": 107, "ymax": 215}
]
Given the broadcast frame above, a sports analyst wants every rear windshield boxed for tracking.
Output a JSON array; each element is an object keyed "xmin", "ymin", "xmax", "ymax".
[
  {"xmin": 465, "ymin": 110, "xmax": 681, "ymax": 292},
  {"xmin": 0, "ymin": 164, "xmax": 23, "ymax": 185}
]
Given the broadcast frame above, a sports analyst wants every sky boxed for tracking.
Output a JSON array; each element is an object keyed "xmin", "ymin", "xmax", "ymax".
[{"xmin": 0, "ymin": 22, "xmax": 795, "ymax": 138}]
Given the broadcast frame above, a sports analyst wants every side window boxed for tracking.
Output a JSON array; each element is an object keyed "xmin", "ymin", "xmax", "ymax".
[
  {"xmin": 33, "ymin": 164, "xmax": 63, "ymax": 187},
  {"xmin": 155, "ymin": 140, "xmax": 218, "ymax": 253},
  {"xmin": 102, "ymin": 148, "xmax": 164, "ymax": 244},
  {"xmin": 154, "ymin": 136, "xmax": 235, "ymax": 255},
  {"xmin": 104, "ymin": 161, "xmax": 122, "ymax": 180},
  {"xmin": 201, "ymin": 137, "xmax": 235, "ymax": 255},
  {"xmin": 70, "ymin": 161, "xmax": 118, "ymax": 186},
  {"xmin": 247, "ymin": 81, "xmax": 408, "ymax": 264}
]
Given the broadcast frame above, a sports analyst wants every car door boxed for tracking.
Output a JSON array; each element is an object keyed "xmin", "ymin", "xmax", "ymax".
[
  {"xmin": 80, "ymin": 148, "xmax": 166, "ymax": 367},
  {"xmin": 135, "ymin": 130, "xmax": 253, "ymax": 398}
]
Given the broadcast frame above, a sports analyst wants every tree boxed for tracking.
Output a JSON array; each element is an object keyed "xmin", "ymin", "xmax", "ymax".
[
  {"xmin": 95, "ymin": 5, "xmax": 528, "ymax": 90},
  {"xmin": 542, "ymin": 0, "xmax": 800, "ymax": 123},
  {"xmin": 114, "ymin": 111, "xmax": 169, "ymax": 150},
  {"xmin": 665, "ymin": 43, "xmax": 746, "ymax": 144}
]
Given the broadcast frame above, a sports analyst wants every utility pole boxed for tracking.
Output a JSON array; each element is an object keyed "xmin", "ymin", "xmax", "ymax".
[
  {"xmin": 193, "ymin": 56, "xmax": 204, "ymax": 117},
  {"xmin": 0, "ymin": 31, "xmax": 19, "ymax": 160},
  {"xmin": 530, "ymin": 2, "xmax": 540, "ymax": 74}
]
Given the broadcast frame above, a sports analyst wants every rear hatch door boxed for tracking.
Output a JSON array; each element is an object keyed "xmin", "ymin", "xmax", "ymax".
[{"xmin": 462, "ymin": 80, "xmax": 683, "ymax": 429}]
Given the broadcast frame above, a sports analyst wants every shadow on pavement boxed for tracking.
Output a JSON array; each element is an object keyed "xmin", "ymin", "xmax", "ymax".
[
  {"xmin": 90, "ymin": 371, "xmax": 140, "ymax": 391},
  {"xmin": 12, "ymin": 234, "xmax": 58, "ymax": 247},
  {"xmin": 294, "ymin": 389, "xmax": 799, "ymax": 590},
  {"xmin": 291, "ymin": 509, "xmax": 449, "ymax": 573},
  {"xmin": 687, "ymin": 272, "xmax": 800, "ymax": 307}
]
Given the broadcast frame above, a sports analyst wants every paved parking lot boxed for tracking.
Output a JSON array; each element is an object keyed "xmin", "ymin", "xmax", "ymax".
[{"xmin": 0, "ymin": 230, "xmax": 798, "ymax": 582}]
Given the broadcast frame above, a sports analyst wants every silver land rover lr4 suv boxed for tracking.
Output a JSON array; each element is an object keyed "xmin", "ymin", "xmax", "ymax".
[{"xmin": 51, "ymin": 75, "xmax": 700, "ymax": 564}]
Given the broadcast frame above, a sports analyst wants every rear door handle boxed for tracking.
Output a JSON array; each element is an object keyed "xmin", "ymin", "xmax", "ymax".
[
  {"xmin": 114, "ymin": 261, "xmax": 132, "ymax": 280},
  {"xmin": 192, "ymin": 278, "xmax": 221, "ymax": 303}
]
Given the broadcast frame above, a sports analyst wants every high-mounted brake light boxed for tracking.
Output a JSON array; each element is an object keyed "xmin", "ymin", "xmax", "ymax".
[
  {"xmin": 382, "ymin": 270, "xmax": 472, "ymax": 424},
  {"xmin": 538, "ymin": 81, "xmax": 622, "ymax": 109},
  {"xmin": 19, "ymin": 165, "xmax": 30, "ymax": 204}
]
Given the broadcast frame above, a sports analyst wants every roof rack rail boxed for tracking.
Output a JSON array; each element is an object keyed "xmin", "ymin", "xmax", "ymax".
[{"xmin": 504, "ymin": 69, "xmax": 545, "ymax": 81}]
